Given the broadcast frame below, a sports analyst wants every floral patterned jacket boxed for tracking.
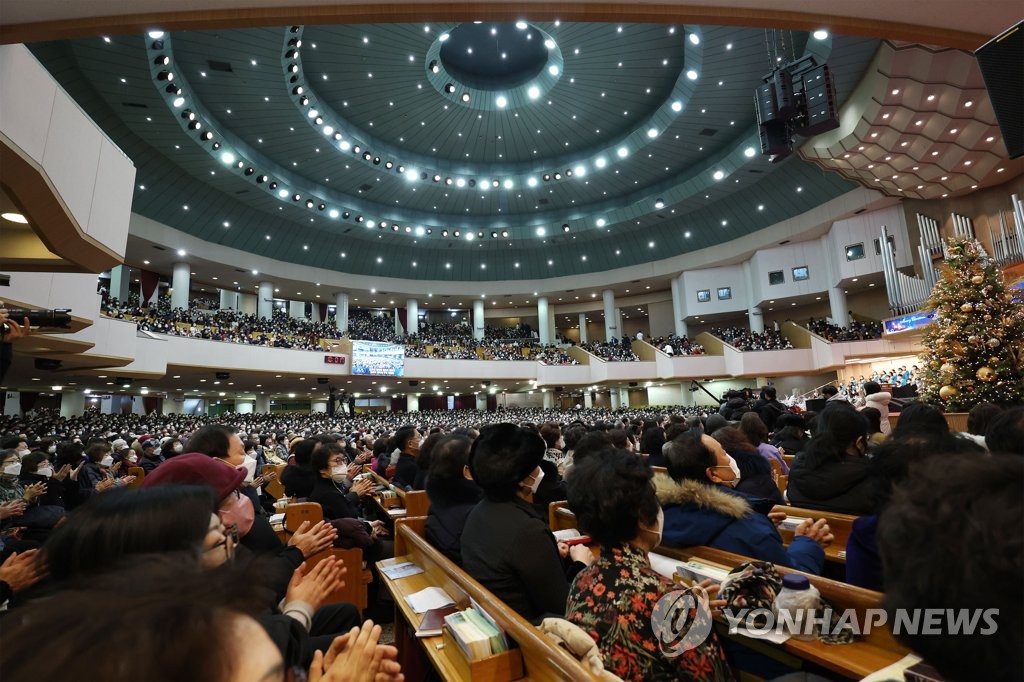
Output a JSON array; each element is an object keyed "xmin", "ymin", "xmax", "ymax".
[{"xmin": 566, "ymin": 544, "xmax": 733, "ymax": 682}]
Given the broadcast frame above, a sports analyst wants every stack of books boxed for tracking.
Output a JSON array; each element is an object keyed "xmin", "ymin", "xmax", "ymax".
[{"xmin": 443, "ymin": 607, "xmax": 509, "ymax": 660}]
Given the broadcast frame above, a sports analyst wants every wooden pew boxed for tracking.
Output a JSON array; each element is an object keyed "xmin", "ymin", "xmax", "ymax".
[
  {"xmin": 657, "ymin": 545, "xmax": 908, "ymax": 679},
  {"xmin": 362, "ymin": 466, "xmax": 430, "ymax": 520},
  {"xmin": 772, "ymin": 504, "xmax": 857, "ymax": 565},
  {"xmin": 381, "ymin": 517, "xmax": 604, "ymax": 681},
  {"xmin": 546, "ymin": 502, "xmax": 906, "ymax": 679}
]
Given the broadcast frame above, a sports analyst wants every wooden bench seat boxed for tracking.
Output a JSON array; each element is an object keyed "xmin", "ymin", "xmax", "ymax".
[
  {"xmin": 381, "ymin": 517, "xmax": 604, "ymax": 681},
  {"xmin": 362, "ymin": 465, "xmax": 430, "ymax": 520},
  {"xmin": 771, "ymin": 504, "xmax": 858, "ymax": 565},
  {"xmin": 547, "ymin": 501, "xmax": 907, "ymax": 680}
]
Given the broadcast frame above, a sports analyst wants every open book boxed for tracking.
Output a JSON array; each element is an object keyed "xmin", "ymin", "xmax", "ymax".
[{"xmin": 552, "ymin": 528, "xmax": 592, "ymax": 545}]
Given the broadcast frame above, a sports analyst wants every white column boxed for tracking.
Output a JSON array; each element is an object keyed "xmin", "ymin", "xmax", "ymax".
[
  {"xmin": 407, "ymin": 393, "xmax": 420, "ymax": 413},
  {"xmin": 548, "ymin": 305, "xmax": 556, "ymax": 343},
  {"xmin": 542, "ymin": 391, "xmax": 554, "ymax": 409},
  {"xmin": 131, "ymin": 396, "xmax": 145, "ymax": 415},
  {"xmin": 744, "ymin": 261, "xmax": 764, "ymax": 334},
  {"xmin": 672, "ymin": 274, "xmax": 689, "ymax": 338},
  {"xmin": 619, "ymin": 387, "xmax": 630, "ymax": 408},
  {"xmin": 602, "ymin": 289, "xmax": 617, "ymax": 342},
  {"xmin": 406, "ymin": 299, "xmax": 419, "ymax": 336},
  {"xmin": 610, "ymin": 390, "xmax": 621, "ymax": 409},
  {"xmin": 255, "ymin": 395, "xmax": 271, "ymax": 412},
  {"xmin": 110, "ymin": 265, "xmax": 130, "ymax": 301},
  {"xmin": 475, "ymin": 393, "xmax": 487, "ymax": 411},
  {"xmin": 578, "ymin": 313, "xmax": 588, "ymax": 343},
  {"xmin": 219, "ymin": 289, "xmax": 237, "ymax": 310},
  {"xmin": 311, "ymin": 400, "xmax": 328, "ymax": 413},
  {"xmin": 473, "ymin": 299, "xmax": 485, "ymax": 341},
  {"xmin": 171, "ymin": 262, "xmax": 190, "ymax": 309},
  {"xmin": 257, "ymin": 282, "xmax": 274, "ymax": 319},
  {"xmin": 289, "ymin": 300, "xmax": 305, "ymax": 319},
  {"xmin": 335, "ymin": 292, "xmax": 349, "ymax": 332},
  {"xmin": 537, "ymin": 297, "xmax": 551, "ymax": 344},
  {"xmin": 617, "ymin": 308, "xmax": 624, "ymax": 340},
  {"xmin": 236, "ymin": 400, "xmax": 255, "ymax": 414},
  {"xmin": 583, "ymin": 391, "xmax": 593, "ymax": 408},
  {"xmin": 3, "ymin": 391, "xmax": 21, "ymax": 417},
  {"xmin": 829, "ymin": 287, "xmax": 849, "ymax": 327},
  {"xmin": 59, "ymin": 390, "xmax": 85, "ymax": 418}
]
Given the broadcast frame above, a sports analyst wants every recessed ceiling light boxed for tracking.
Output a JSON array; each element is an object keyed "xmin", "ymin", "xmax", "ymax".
[
  {"xmin": 812, "ymin": 29, "xmax": 829, "ymax": 40},
  {"xmin": 686, "ymin": 69, "xmax": 698, "ymax": 80},
  {"xmin": 712, "ymin": 170, "xmax": 725, "ymax": 181},
  {"xmin": 1, "ymin": 212, "xmax": 27, "ymax": 224}
]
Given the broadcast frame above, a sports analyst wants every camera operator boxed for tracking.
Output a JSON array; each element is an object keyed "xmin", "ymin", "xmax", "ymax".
[{"xmin": 0, "ymin": 302, "xmax": 31, "ymax": 385}]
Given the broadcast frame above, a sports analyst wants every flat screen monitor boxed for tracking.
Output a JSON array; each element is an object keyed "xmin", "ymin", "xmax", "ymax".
[{"xmin": 351, "ymin": 340, "xmax": 405, "ymax": 376}]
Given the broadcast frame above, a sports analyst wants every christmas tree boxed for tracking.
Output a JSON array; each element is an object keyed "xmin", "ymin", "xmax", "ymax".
[{"xmin": 919, "ymin": 236, "xmax": 1024, "ymax": 411}]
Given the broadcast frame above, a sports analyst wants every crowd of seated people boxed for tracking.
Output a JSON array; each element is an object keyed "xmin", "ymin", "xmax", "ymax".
[
  {"xmin": 807, "ymin": 317, "xmax": 883, "ymax": 342},
  {"xmin": 579, "ymin": 340, "xmax": 640, "ymax": 361},
  {"xmin": 102, "ymin": 295, "xmax": 351, "ymax": 351},
  {"xmin": 345, "ymin": 311, "xmax": 399, "ymax": 342},
  {"xmin": 401, "ymin": 322, "xmax": 545, "ymax": 361},
  {"xmin": 711, "ymin": 326, "xmax": 794, "ymax": 351},
  {"xmin": 484, "ymin": 323, "xmax": 534, "ymax": 339},
  {"xmin": 648, "ymin": 333, "xmax": 706, "ymax": 356},
  {"xmin": 1, "ymin": 388, "xmax": 1021, "ymax": 680}
]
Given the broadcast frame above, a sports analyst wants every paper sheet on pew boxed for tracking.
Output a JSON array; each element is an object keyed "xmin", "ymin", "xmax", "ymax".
[
  {"xmin": 380, "ymin": 561, "xmax": 425, "ymax": 580},
  {"xmin": 386, "ymin": 507, "xmax": 406, "ymax": 516},
  {"xmin": 269, "ymin": 513, "xmax": 285, "ymax": 525},
  {"xmin": 405, "ymin": 586, "xmax": 456, "ymax": 613}
]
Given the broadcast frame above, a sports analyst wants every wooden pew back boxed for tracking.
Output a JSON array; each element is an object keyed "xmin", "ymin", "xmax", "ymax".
[
  {"xmin": 772, "ymin": 504, "xmax": 857, "ymax": 562},
  {"xmin": 392, "ymin": 518, "xmax": 603, "ymax": 681}
]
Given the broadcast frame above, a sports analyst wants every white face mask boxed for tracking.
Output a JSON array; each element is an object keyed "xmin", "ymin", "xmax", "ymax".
[
  {"xmin": 15, "ymin": 448, "xmax": 30, "ymax": 458},
  {"xmin": 37, "ymin": 466, "xmax": 54, "ymax": 478},
  {"xmin": 100, "ymin": 455, "xmax": 114, "ymax": 468},
  {"xmin": 725, "ymin": 454, "xmax": 742, "ymax": 486},
  {"xmin": 173, "ymin": 443, "xmax": 183, "ymax": 453},
  {"xmin": 47, "ymin": 445, "xmax": 57, "ymax": 454},
  {"xmin": 3, "ymin": 462, "xmax": 22, "ymax": 476},
  {"xmin": 643, "ymin": 507, "xmax": 665, "ymax": 546},
  {"xmin": 127, "ymin": 454, "xmax": 138, "ymax": 464},
  {"xmin": 523, "ymin": 467, "xmax": 544, "ymax": 495},
  {"xmin": 331, "ymin": 466, "xmax": 348, "ymax": 483}
]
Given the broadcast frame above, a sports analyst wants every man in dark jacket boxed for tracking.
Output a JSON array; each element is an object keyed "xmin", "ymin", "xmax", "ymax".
[
  {"xmin": 656, "ymin": 431, "xmax": 831, "ymax": 575},
  {"xmin": 752, "ymin": 386, "xmax": 787, "ymax": 433},
  {"xmin": 138, "ymin": 439, "xmax": 164, "ymax": 473},
  {"xmin": 461, "ymin": 424, "xmax": 591, "ymax": 623}
]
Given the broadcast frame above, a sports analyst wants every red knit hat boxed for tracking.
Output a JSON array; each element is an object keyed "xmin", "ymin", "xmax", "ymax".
[{"xmin": 140, "ymin": 452, "xmax": 244, "ymax": 501}]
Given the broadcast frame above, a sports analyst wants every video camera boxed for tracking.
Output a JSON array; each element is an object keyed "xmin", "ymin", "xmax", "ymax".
[{"xmin": 2, "ymin": 308, "xmax": 73, "ymax": 331}]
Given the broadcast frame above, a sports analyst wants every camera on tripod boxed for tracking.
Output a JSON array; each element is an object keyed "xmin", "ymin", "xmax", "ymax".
[{"xmin": 2, "ymin": 308, "xmax": 73, "ymax": 332}]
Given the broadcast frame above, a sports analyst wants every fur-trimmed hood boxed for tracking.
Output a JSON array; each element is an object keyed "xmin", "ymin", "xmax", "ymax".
[{"xmin": 653, "ymin": 473, "xmax": 751, "ymax": 519}]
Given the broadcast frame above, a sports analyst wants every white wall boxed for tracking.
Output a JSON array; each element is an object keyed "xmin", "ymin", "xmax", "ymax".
[
  {"xmin": 830, "ymin": 205, "xmax": 912, "ymax": 283},
  {"xmin": 749, "ymin": 240, "xmax": 826, "ymax": 306},
  {"xmin": 682, "ymin": 264, "xmax": 746, "ymax": 317},
  {"xmin": 0, "ymin": 44, "xmax": 134, "ymax": 259}
]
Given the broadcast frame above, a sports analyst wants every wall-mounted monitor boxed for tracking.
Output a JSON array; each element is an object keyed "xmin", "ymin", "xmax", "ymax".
[
  {"xmin": 845, "ymin": 243, "xmax": 865, "ymax": 261},
  {"xmin": 717, "ymin": 287, "xmax": 732, "ymax": 300},
  {"xmin": 792, "ymin": 266, "xmax": 809, "ymax": 281},
  {"xmin": 351, "ymin": 340, "xmax": 405, "ymax": 376},
  {"xmin": 696, "ymin": 289, "xmax": 711, "ymax": 303},
  {"xmin": 768, "ymin": 270, "xmax": 785, "ymax": 285}
]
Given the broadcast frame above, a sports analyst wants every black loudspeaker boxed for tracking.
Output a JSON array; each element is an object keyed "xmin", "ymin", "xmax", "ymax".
[
  {"xmin": 805, "ymin": 398, "xmax": 827, "ymax": 413},
  {"xmin": 215, "ymin": 372, "xmax": 230, "ymax": 380},
  {"xmin": 975, "ymin": 21, "xmax": 1023, "ymax": 159},
  {"xmin": 115, "ymin": 377, "xmax": 132, "ymax": 386},
  {"xmin": 755, "ymin": 82, "xmax": 780, "ymax": 123},
  {"xmin": 628, "ymin": 381, "xmax": 638, "ymax": 387},
  {"xmin": 773, "ymin": 69, "xmax": 796, "ymax": 118},
  {"xmin": 759, "ymin": 120, "xmax": 792, "ymax": 157},
  {"xmin": 408, "ymin": 380, "xmax": 419, "ymax": 387},
  {"xmin": 796, "ymin": 65, "xmax": 839, "ymax": 136},
  {"xmin": 317, "ymin": 378, "xmax": 329, "ymax": 384},
  {"xmin": 34, "ymin": 358, "xmax": 62, "ymax": 371}
]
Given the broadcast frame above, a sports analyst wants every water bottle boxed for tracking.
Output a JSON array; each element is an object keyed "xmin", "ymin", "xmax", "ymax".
[{"xmin": 773, "ymin": 574, "xmax": 820, "ymax": 640}]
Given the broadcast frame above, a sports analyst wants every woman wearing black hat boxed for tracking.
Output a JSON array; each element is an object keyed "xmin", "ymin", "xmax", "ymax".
[{"xmin": 460, "ymin": 424, "xmax": 593, "ymax": 624}]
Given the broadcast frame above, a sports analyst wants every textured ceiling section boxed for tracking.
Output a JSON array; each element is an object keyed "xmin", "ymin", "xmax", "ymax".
[
  {"xmin": 800, "ymin": 42, "xmax": 1023, "ymax": 200},
  {"xmin": 28, "ymin": 24, "xmax": 880, "ymax": 281}
]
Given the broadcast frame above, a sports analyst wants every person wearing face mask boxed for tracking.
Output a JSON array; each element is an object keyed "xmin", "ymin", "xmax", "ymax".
[
  {"xmin": 566, "ymin": 447, "xmax": 733, "ymax": 682},
  {"xmin": 17, "ymin": 451, "xmax": 71, "ymax": 509},
  {"xmin": 423, "ymin": 434, "xmax": 481, "ymax": 565},
  {"xmin": 656, "ymin": 431, "xmax": 831, "ymax": 575},
  {"xmin": 138, "ymin": 440, "xmax": 165, "ymax": 474},
  {"xmin": 786, "ymin": 405, "xmax": 873, "ymax": 516},
  {"xmin": 79, "ymin": 443, "xmax": 132, "ymax": 500},
  {"xmin": 461, "ymin": 423, "xmax": 593, "ymax": 624}
]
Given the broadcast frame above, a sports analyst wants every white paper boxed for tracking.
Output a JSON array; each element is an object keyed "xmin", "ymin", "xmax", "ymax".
[
  {"xmin": 405, "ymin": 586, "xmax": 455, "ymax": 614},
  {"xmin": 647, "ymin": 552, "xmax": 681, "ymax": 580},
  {"xmin": 380, "ymin": 561, "xmax": 424, "ymax": 580},
  {"xmin": 269, "ymin": 513, "xmax": 285, "ymax": 525},
  {"xmin": 733, "ymin": 627, "xmax": 791, "ymax": 644},
  {"xmin": 779, "ymin": 516, "xmax": 810, "ymax": 531},
  {"xmin": 553, "ymin": 528, "xmax": 582, "ymax": 541},
  {"xmin": 386, "ymin": 507, "xmax": 407, "ymax": 516}
]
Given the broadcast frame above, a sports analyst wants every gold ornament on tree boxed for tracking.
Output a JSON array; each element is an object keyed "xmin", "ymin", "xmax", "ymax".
[
  {"xmin": 971, "ymin": 275, "xmax": 984, "ymax": 285},
  {"xmin": 987, "ymin": 338, "xmax": 1001, "ymax": 348},
  {"xmin": 939, "ymin": 385, "xmax": 959, "ymax": 400},
  {"xmin": 960, "ymin": 303, "xmax": 974, "ymax": 312},
  {"xmin": 940, "ymin": 362, "xmax": 956, "ymax": 376},
  {"xmin": 976, "ymin": 366, "xmax": 996, "ymax": 382}
]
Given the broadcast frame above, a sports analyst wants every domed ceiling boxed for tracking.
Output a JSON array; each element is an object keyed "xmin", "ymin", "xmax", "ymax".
[{"xmin": 29, "ymin": 23, "xmax": 880, "ymax": 280}]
